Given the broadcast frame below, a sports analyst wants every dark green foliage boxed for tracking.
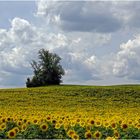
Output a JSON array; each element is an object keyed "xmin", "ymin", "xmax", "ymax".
[
  {"xmin": 0, "ymin": 131, "xmax": 6, "ymax": 139},
  {"xmin": 19, "ymin": 124, "xmax": 41, "ymax": 139},
  {"xmin": 26, "ymin": 49, "xmax": 65, "ymax": 87}
]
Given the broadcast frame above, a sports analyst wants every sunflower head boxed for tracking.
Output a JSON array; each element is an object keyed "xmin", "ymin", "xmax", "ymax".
[
  {"xmin": 40, "ymin": 123, "xmax": 48, "ymax": 132},
  {"xmin": 121, "ymin": 123, "xmax": 128, "ymax": 130},
  {"xmin": 55, "ymin": 123, "xmax": 61, "ymax": 129},
  {"xmin": 72, "ymin": 134, "xmax": 79, "ymax": 140},
  {"xmin": 17, "ymin": 121, "xmax": 22, "ymax": 126},
  {"xmin": 118, "ymin": 120, "xmax": 122, "ymax": 124},
  {"xmin": 2, "ymin": 118, "xmax": 6, "ymax": 123},
  {"xmin": 0, "ymin": 123, "xmax": 6, "ymax": 130},
  {"xmin": 111, "ymin": 122, "xmax": 117, "ymax": 129},
  {"xmin": 7, "ymin": 117, "xmax": 12, "ymax": 122},
  {"xmin": 114, "ymin": 130, "xmax": 120, "ymax": 139},
  {"xmin": 136, "ymin": 124, "xmax": 140, "ymax": 129},
  {"xmin": 93, "ymin": 131, "xmax": 102, "ymax": 139},
  {"xmin": 13, "ymin": 127, "xmax": 20, "ymax": 133},
  {"xmin": 95, "ymin": 120, "xmax": 101, "ymax": 127},
  {"xmin": 7, "ymin": 129, "xmax": 16, "ymax": 139},
  {"xmin": 33, "ymin": 119, "xmax": 38, "ymax": 124},
  {"xmin": 80, "ymin": 121, "xmax": 85, "ymax": 127},
  {"xmin": 23, "ymin": 119, "xmax": 27, "ymax": 123},
  {"xmin": 46, "ymin": 116, "xmax": 51, "ymax": 122},
  {"xmin": 58, "ymin": 119, "xmax": 63, "ymax": 124},
  {"xmin": 85, "ymin": 131, "xmax": 92, "ymax": 139},
  {"xmin": 128, "ymin": 120, "xmax": 133, "ymax": 125},
  {"xmin": 103, "ymin": 121, "xmax": 110, "ymax": 128},
  {"xmin": 88, "ymin": 118, "xmax": 95, "ymax": 126},
  {"xmin": 21, "ymin": 124, "xmax": 27, "ymax": 131},
  {"xmin": 70, "ymin": 120, "xmax": 76, "ymax": 127},
  {"xmin": 67, "ymin": 130, "xmax": 75, "ymax": 137}
]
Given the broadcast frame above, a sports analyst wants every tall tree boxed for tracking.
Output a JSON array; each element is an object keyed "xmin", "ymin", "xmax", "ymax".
[{"xmin": 26, "ymin": 49, "xmax": 65, "ymax": 87}]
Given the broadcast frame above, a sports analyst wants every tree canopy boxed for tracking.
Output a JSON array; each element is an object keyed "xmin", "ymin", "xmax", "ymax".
[{"xmin": 26, "ymin": 49, "xmax": 65, "ymax": 87}]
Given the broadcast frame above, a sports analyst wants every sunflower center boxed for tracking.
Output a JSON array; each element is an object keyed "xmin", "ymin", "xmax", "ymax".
[
  {"xmin": 96, "ymin": 133, "xmax": 100, "ymax": 137},
  {"xmin": 10, "ymin": 132, "xmax": 15, "ymax": 137},
  {"xmin": 42, "ymin": 125, "xmax": 47, "ymax": 129}
]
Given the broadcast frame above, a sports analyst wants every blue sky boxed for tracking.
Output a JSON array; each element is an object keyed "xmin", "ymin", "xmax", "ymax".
[
  {"xmin": 0, "ymin": 1, "xmax": 140, "ymax": 88},
  {"xmin": 0, "ymin": 1, "xmax": 36, "ymax": 28}
]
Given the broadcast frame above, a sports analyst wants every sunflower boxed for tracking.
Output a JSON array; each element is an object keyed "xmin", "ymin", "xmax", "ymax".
[
  {"xmin": 7, "ymin": 129, "xmax": 16, "ymax": 139},
  {"xmin": 19, "ymin": 118, "xmax": 23, "ymax": 121},
  {"xmin": 46, "ymin": 115, "xmax": 51, "ymax": 122},
  {"xmin": 136, "ymin": 123, "xmax": 140, "ymax": 129},
  {"xmin": 75, "ymin": 118, "xmax": 81, "ymax": 124},
  {"xmin": 7, "ymin": 117, "xmax": 12, "ymax": 122},
  {"xmin": 118, "ymin": 120, "xmax": 122, "ymax": 124},
  {"xmin": 95, "ymin": 120, "xmax": 101, "ymax": 127},
  {"xmin": 52, "ymin": 119, "xmax": 57, "ymax": 124},
  {"xmin": 93, "ymin": 131, "xmax": 102, "ymax": 139},
  {"xmin": 2, "ymin": 118, "xmax": 6, "ymax": 123},
  {"xmin": 67, "ymin": 130, "xmax": 75, "ymax": 137},
  {"xmin": 33, "ymin": 119, "xmax": 38, "ymax": 124},
  {"xmin": 111, "ymin": 122, "xmax": 117, "ymax": 129},
  {"xmin": 71, "ymin": 134, "xmax": 79, "ymax": 140},
  {"xmin": 26, "ymin": 121, "xmax": 31, "ymax": 125},
  {"xmin": 128, "ymin": 120, "xmax": 133, "ymax": 125},
  {"xmin": 13, "ymin": 127, "xmax": 20, "ymax": 133},
  {"xmin": 40, "ymin": 123, "xmax": 48, "ymax": 132},
  {"xmin": 80, "ymin": 121, "xmax": 85, "ymax": 127},
  {"xmin": 70, "ymin": 120, "xmax": 76, "ymax": 127},
  {"xmin": 85, "ymin": 131, "xmax": 92, "ymax": 139},
  {"xmin": 58, "ymin": 119, "xmax": 63, "ymax": 125},
  {"xmin": 0, "ymin": 123, "xmax": 6, "ymax": 130},
  {"xmin": 114, "ymin": 130, "xmax": 120, "ymax": 139},
  {"xmin": 121, "ymin": 123, "xmax": 128, "ymax": 130},
  {"xmin": 88, "ymin": 118, "xmax": 95, "ymax": 126},
  {"xmin": 21, "ymin": 124, "xmax": 27, "ymax": 131},
  {"xmin": 23, "ymin": 119, "xmax": 27, "ymax": 123},
  {"xmin": 55, "ymin": 123, "xmax": 61, "ymax": 129},
  {"xmin": 17, "ymin": 121, "xmax": 22, "ymax": 126},
  {"xmin": 103, "ymin": 121, "xmax": 110, "ymax": 128}
]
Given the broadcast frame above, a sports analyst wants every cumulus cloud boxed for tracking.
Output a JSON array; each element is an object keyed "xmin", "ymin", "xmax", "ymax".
[
  {"xmin": 109, "ymin": 1, "xmax": 140, "ymax": 30},
  {"xmin": 0, "ymin": 17, "xmax": 66, "ymax": 87},
  {"xmin": 50, "ymin": 36, "xmax": 103, "ymax": 83},
  {"xmin": 0, "ymin": 17, "xmax": 107, "ymax": 87},
  {"xmin": 36, "ymin": 1, "xmax": 140, "ymax": 33},
  {"xmin": 113, "ymin": 35, "xmax": 140, "ymax": 80},
  {"xmin": 36, "ymin": 1, "xmax": 122, "ymax": 33},
  {"xmin": 2, "ymin": 1, "xmax": 140, "ymax": 87},
  {"xmin": 0, "ymin": 18, "xmax": 41, "ymax": 74}
]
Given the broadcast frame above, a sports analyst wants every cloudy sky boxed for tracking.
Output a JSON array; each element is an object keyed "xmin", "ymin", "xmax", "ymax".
[{"xmin": 1, "ymin": 1, "xmax": 140, "ymax": 88}]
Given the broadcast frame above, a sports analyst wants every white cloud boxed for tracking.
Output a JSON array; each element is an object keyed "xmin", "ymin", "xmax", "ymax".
[
  {"xmin": 36, "ymin": 1, "xmax": 140, "ymax": 33},
  {"xmin": 0, "ymin": 17, "xmax": 51, "ymax": 87},
  {"xmin": 0, "ymin": 17, "xmax": 108, "ymax": 87},
  {"xmin": 36, "ymin": 0, "xmax": 62, "ymax": 25},
  {"xmin": 36, "ymin": 1, "xmax": 122, "ymax": 33},
  {"xmin": 113, "ymin": 35, "xmax": 140, "ymax": 80},
  {"xmin": 2, "ymin": 1, "xmax": 140, "ymax": 87}
]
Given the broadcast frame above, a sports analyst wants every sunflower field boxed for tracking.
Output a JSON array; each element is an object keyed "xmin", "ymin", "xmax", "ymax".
[{"xmin": 0, "ymin": 85, "xmax": 140, "ymax": 139}]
